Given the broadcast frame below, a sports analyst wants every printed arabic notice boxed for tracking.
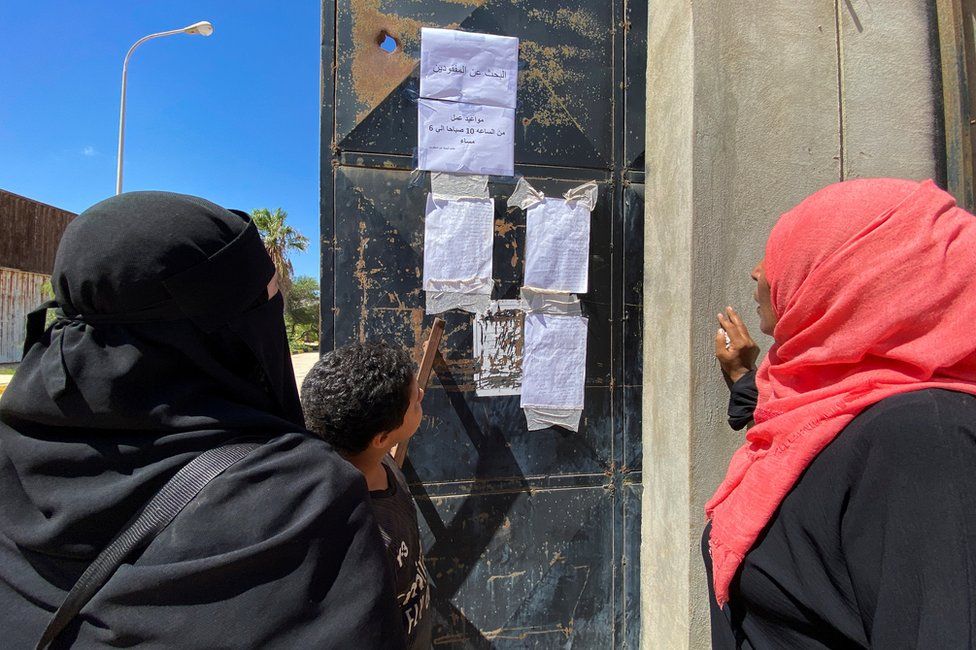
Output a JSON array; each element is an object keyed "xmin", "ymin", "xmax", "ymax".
[
  {"xmin": 418, "ymin": 99, "xmax": 515, "ymax": 176},
  {"xmin": 524, "ymin": 197, "xmax": 591, "ymax": 293},
  {"xmin": 420, "ymin": 28, "xmax": 518, "ymax": 109},
  {"xmin": 520, "ymin": 313, "xmax": 587, "ymax": 410},
  {"xmin": 423, "ymin": 194, "xmax": 494, "ymax": 293}
]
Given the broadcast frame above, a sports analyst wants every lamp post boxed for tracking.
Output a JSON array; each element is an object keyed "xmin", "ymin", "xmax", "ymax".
[{"xmin": 115, "ymin": 21, "xmax": 214, "ymax": 195}]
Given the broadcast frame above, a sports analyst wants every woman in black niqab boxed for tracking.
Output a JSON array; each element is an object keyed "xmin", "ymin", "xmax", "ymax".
[{"xmin": 0, "ymin": 192, "xmax": 404, "ymax": 648}]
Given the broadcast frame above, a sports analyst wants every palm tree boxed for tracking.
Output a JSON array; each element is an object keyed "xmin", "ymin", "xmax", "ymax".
[{"xmin": 250, "ymin": 208, "xmax": 309, "ymax": 298}]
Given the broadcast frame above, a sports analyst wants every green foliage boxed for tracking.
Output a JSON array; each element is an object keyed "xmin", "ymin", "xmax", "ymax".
[
  {"xmin": 288, "ymin": 276, "xmax": 320, "ymax": 330},
  {"xmin": 249, "ymin": 209, "xmax": 317, "ymax": 352},
  {"xmin": 285, "ymin": 275, "xmax": 320, "ymax": 350},
  {"xmin": 250, "ymin": 207, "xmax": 309, "ymax": 298},
  {"xmin": 40, "ymin": 279, "xmax": 57, "ymax": 328},
  {"xmin": 40, "ymin": 279, "xmax": 54, "ymax": 301}
]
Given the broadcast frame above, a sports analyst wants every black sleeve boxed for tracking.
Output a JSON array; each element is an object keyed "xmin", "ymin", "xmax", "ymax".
[
  {"xmin": 841, "ymin": 391, "xmax": 976, "ymax": 648},
  {"xmin": 727, "ymin": 369, "xmax": 758, "ymax": 430}
]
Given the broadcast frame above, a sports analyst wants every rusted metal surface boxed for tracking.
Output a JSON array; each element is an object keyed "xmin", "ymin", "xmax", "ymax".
[
  {"xmin": 334, "ymin": 0, "xmax": 617, "ymax": 167},
  {"xmin": 0, "ymin": 190, "xmax": 76, "ymax": 275},
  {"xmin": 0, "ymin": 268, "xmax": 47, "ymax": 363},
  {"xmin": 323, "ymin": 0, "xmax": 645, "ymax": 644}
]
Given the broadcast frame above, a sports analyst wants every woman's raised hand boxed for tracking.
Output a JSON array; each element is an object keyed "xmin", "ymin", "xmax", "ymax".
[{"xmin": 715, "ymin": 306, "xmax": 759, "ymax": 384}]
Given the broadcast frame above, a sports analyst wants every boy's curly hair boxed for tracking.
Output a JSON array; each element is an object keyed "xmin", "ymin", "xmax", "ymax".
[{"xmin": 300, "ymin": 341, "xmax": 415, "ymax": 453}]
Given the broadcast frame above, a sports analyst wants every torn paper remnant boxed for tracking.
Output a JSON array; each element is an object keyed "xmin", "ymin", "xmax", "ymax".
[
  {"xmin": 524, "ymin": 406, "xmax": 583, "ymax": 432},
  {"xmin": 520, "ymin": 287, "xmax": 582, "ymax": 316},
  {"xmin": 473, "ymin": 300, "xmax": 524, "ymax": 397},
  {"xmin": 562, "ymin": 181, "xmax": 599, "ymax": 211},
  {"xmin": 507, "ymin": 178, "xmax": 599, "ymax": 212},
  {"xmin": 507, "ymin": 177, "xmax": 545, "ymax": 211},
  {"xmin": 430, "ymin": 172, "xmax": 489, "ymax": 200},
  {"xmin": 427, "ymin": 291, "xmax": 491, "ymax": 316}
]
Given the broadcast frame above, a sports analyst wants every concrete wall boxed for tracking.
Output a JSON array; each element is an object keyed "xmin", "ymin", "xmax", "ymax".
[{"xmin": 642, "ymin": 1, "xmax": 943, "ymax": 647}]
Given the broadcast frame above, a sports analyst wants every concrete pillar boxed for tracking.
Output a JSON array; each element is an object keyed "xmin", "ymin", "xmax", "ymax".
[
  {"xmin": 840, "ymin": 1, "xmax": 942, "ymax": 182},
  {"xmin": 641, "ymin": 1, "xmax": 941, "ymax": 647}
]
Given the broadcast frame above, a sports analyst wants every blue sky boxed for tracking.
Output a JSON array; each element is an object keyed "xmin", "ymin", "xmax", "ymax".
[{"xmin": 0, "ymin": 1, "xmax": 322, "ymax": 278}]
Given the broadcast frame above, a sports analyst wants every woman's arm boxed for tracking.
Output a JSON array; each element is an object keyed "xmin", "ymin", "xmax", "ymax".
[
  {"xmin": 715, "ymin": 306, "xmax": 759, "ymax": 429},
  {"xmin": 727, "ymin": 369, "xmax": 757, "ymax": 431}
]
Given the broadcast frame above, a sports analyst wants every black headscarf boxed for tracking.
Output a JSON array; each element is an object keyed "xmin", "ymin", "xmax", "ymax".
[{"xmin": 0, "ymin": 192, "xmax": 404, "ymax": 648}]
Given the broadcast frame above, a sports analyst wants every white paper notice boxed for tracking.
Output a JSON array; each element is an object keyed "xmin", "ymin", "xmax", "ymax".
[
  {"xmin": 520, "ymin": 313, "xmax": 587, "ymax": 409},
  {"xmin": 420, "ymin": 28, "xmax": 518, "ymax": 109},
  {"xmin": 418, "ymin": 99, "xmax": 515, "ymax": 176},
  {"xmin": 423, "ymin": 195, "xmax": 494, "ymax": 294},
  {"xmin": 524, "ymin": 197, "xmax": 591, "ymax": 293}
]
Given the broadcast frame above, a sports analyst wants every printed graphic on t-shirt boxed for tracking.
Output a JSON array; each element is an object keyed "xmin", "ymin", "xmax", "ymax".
[
  {"xmin": 371, "ymin": 457, "xmax": 432, "ymax": 648},
  {"xmin": 393, "ymin": 541, "xmax": 431, "ymax": 635}
]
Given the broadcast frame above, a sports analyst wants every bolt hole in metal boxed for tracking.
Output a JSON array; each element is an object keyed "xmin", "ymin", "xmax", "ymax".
[{"xmin": 378, "ymin": 32, "xmax": 398, "ymax": 53}]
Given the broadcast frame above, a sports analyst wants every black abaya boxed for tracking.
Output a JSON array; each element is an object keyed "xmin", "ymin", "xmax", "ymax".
[
  {"xmin": 705, "ymin": 388, "xmax": 976, "ymax": 648},
  {"xmin": 0, "ymin": 192, "xmax": 404, "ymax": 648}
]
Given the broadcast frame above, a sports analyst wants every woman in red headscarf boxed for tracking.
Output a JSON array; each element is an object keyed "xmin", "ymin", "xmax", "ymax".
[{"xmin": 704, "ymin": 178, "xmax": 976, "ymax": 648}]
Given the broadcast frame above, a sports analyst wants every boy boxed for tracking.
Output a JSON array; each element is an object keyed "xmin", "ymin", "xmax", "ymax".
[{"xmin": 301, "ymin": 341, "xmax": 432, "ymax": 649}]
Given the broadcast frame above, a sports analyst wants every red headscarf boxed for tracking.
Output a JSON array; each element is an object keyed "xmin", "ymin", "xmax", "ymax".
[{"xmin": 706, "ymin": 178, "xmax": 976, "ymax": 606}]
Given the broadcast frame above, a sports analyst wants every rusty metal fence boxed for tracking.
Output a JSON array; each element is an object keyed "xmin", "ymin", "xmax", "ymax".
[{"xmin": 0, "ymin": 268, "xmax": 47, "ymax": 363}]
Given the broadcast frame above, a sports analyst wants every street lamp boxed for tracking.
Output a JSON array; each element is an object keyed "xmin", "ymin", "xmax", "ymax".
[{"xmin": 115, "ymin": 21, "xmax": 214, "ymax": 195}]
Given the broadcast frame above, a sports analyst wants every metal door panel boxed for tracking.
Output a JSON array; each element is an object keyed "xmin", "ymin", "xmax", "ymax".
[
  {"xmin": 623, "ymin": 0, "xmax": 647, "ymax": 170},
  {"xmin": 334, "ymin": 0, "xmax": 617, "ymax": 168},
  {"xmin": 621, "ymin": 183, "xmax": 643, "ymax": 475},
  {"xmin": 323, "ymin": 0, "xmax": 641, "ymax": 643},
  {"xmin": 621, "ymin": 483, "xmax": 642, "ymax": 649},
  {"xmin": 419, "ymin": 487, "xmax": 615, "ymax": 648},
  {"xmin": 332, "ymin": 165, "xmax": 616, "ymax": 482},
  {"xmin": 332, "ymin": 166, "xmax": 615, "ymax": 384}
]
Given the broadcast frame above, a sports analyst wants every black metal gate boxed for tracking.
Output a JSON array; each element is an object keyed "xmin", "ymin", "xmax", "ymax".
[{"xmin": 321, "ymin": 1, "xmax": 645, "ymax": 645}]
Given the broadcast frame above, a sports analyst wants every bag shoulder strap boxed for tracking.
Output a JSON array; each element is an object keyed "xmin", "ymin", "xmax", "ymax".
[{"xmin": 36, "ymin": 443, "xmax": 261, "ymax": 650}]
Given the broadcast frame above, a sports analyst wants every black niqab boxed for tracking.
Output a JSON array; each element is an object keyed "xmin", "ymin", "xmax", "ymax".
[{"xmin": 0, "ymin": 192, "xmax": 403, "ymax": 648}]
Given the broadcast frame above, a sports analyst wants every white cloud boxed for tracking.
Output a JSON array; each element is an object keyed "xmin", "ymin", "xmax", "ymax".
[{"xmin": 82, "ymin": 146, "xmax": 96, "ymax": 157}]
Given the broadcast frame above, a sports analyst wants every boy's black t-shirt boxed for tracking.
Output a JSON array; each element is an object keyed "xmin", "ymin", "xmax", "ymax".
[{"xmin": 370, "ymin": 456, "xmax": 432, "ymax": 649}]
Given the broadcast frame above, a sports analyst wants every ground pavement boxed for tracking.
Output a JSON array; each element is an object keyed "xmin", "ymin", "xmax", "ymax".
[{"xmin": 291, "ymin": 352, "xmax": 319, "ymax": 391}]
